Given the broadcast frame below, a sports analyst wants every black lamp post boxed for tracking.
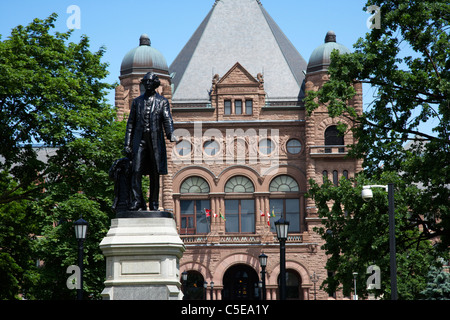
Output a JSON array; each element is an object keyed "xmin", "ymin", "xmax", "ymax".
[
  {"xmin": 182, "ymin": 271, "xmax": 188, "ymax": 300},
  {"xmin": 74, "ymin": 217, "xmax": 88, "ymax": 300},
  {"xmin": 275, "ymin": 218, "xmax": 289, "ymax": 300},
  {"xmin": 210, "ymin": 281, "xmax": 214, "ymax": 300},
  {"xmin": 203, "ymin": 281, "xmax": 208, "ymax": 300},
  {"xmin": 362, "ymin": 183, "xmax": 398, "ymax": 300},
  {"xmin": 259, "ymin": 253, "xmax": 268, "ymax": 300}
]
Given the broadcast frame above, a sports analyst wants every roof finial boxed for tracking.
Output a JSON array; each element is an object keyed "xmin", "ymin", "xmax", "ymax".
[
  {"xmin": 140, "ymin": 34, "xmax": 151, "ymax": 46},
  {"xmin": 325, "ymin": 30, "xmax": 336, "ymax": 43}
]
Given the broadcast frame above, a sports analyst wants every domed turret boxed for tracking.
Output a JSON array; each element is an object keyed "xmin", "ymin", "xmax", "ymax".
[
  {"xmin": 120, "ymin": 34, "xmax": 169, "ymax": 77},
  {"xmin": 307, "ymin": 31, "xmax": 350, "ymax": 73}
]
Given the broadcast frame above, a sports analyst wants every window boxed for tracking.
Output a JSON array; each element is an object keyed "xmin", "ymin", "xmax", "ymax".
[
  {"xmin": 224, "ymin": 99, "xmax": 253, "ymax": 115},
  {"xmin": 176, "ymin": 140, "xmax": 192, "ymax": 156},
  {"xmin": 225, "ymin": 100, "xmax": 232, "ymax": 115},
  {"xmin": 180, "ymin": 177, "xmax": 210, "ymax": 194},
  {"xmin": 259, "ymin": 139, "xmax": 273, "ymax": 155},
  {"xmin": 333, "ymin": 170, "xmax": 339, "ymax": 186},
  {"xmin": 235, "ymin": 100, "xmax": 242, "ymax": 115},
  {"xmin": 204, "ymin": 140, "xmax": 220, "ymax": 156},
  {"xmin": 180, "ymin": 200, "xmax": 210, "ymax": 234},
  {"xmin": 225, "ymin": 176, "xmax": 255, "ymax": 193},
  {"xmin": 225, "ymin": 199, "xmax": 255, "ymax": 233},
  {"xmin": 343, "ymin": 170, "xmax": 349, "ymax": 180},
  {"xmin": 270, "ymin": 199, "xmax": 300, "ymax": 233},
  {"xmin": 270, "ymin": 175, "xmax": 299, "ymax": 192},
  {"xmin": 245, "ymin": 100, "xmax": 253, "ymax": 115},
  {"xmin": 277, "ymin": 270, "xmax": 302, "ymax": 300},
  {"xmin": 287, "ymin": 139, "xmax": 302, "ymax": 154},
  {"xmin": 325, "ymin": 125, "xmax": 344, "ymax": 146},
  {"xmin": 323, "ymin": 170, "xmax": 329, "ymax": 183}
]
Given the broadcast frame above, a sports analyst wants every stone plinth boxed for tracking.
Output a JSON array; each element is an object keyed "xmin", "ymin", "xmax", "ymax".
[{"xmin": 100, "ymin": 212, "xmax": 185, "ymax": 300}]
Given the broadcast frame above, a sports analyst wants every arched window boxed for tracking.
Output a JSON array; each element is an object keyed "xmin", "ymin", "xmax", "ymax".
[
  {"xmin": 333, "ymin": 170, "xmax": 339, "ymax": 186},
  {"xmin": 323, "ymin": 170, "xmax": 329, "ymax": 183},
  {"xmin": 180, "ymin": 177, "xmax": 210, "ymax": 235},
  {"xmin": 225, "ymin": 176, "xmax": 255, "ymax": 233},
  {"xmin": 325, "ymin": 125, "xmax": 344, "ymax": 146},
  {"xmin": 225, "ymin": 176, "xmax": 255, "ymax": 193},
  {"xmin": 277, "ymin": 270, "xmax": 303, "ymax": 300},
  {"xmin": 270, "ymin": 175, "xmax": 299, "ymax": 192},
  {"xmin": 343, "ymin": 170, "xmax": 349, "ymax": 180},
  {"xmin": 180, "ymin": 177, "xmax": 210, "ymax": 194}
]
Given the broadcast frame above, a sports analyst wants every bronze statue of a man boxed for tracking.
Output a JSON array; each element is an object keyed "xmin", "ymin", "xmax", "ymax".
[{"xmin": 124, "ymin": 72, "xmax": 176, "ymax": 211}]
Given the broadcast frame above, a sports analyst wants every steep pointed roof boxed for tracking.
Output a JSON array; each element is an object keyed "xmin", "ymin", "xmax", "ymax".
[{"xmin": 169, "ymin": 0, "xmax": 307, "ymax": 105}]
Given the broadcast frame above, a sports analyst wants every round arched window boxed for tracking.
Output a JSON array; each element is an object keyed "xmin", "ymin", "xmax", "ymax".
[
  {"xmin": 287, "ymin": 139, "xmax": 302, "ymax": 154},
  {"xmin": 204, "ymin": 140, "xmax": 220, "ymax": 156},
  {"xmin": 180, "ymin": 177, "xmax": 210, "ymax": 194},
  {"xmin": 176, "ymin": 140, "xmax": 192, "ymax": 156},
  {"xmin": 225, "ymin": 176, "xmax": 255, "ymax": 193},
  {"xmin": 270, "ymin": 175, "xmax": 299, "ymax": 192},
  {"xmin": 259, "ymin": 139, "xmax": 273, "ymax": 155}
]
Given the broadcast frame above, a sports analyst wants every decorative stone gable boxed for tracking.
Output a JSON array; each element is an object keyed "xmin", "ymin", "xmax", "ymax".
[
  {"xmin": 210, "ymin": 62, "xmax": 266, "ymax": 120},
  {"xmin": 216, "ymin": 62, "xmax": 260, "ymax": 86}
]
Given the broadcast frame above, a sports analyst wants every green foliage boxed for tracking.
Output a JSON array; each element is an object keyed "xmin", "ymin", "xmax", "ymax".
[
  {"xmin": 0, "ymin": 13, "xmax": 115, "ymax": 203},
  {"xmin": 0, "ymin": 13, "xmax": 124, "ymax": 299},
  {"xmin": 30, "ymin": 118, "xmax": 126, "ymax": 299},
  {"xmin": 0, "ymin": 192, "xmax": 39, "ymax": 299},
  {"xmin": 304, "ymin": 0, "xmax": 449, "ymax": 249},
  {"xmin": 308, "ymin": 172, "xmax": 442, "ymax": 300},
  {"xmin": 421, "ymin": 265, "xmax": 450, "ymax": 300}
]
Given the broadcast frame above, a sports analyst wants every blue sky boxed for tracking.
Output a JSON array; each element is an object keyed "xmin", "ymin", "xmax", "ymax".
[
  {"xmin": 0, "ymin": 1, "xmax": 437, "ymax": 136},
  {"xmin": 0, "ymin": 1, "xmax": 372, "ymax": 101}
]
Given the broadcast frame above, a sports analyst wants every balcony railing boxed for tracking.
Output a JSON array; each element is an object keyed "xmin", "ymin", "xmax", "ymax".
[
  {"xmin": 310, "ymin": 145, "xmax": 347, "ymax": 157},
  {"xmin": 180, "ymin": 233, "xmax": 303, "ymax": 245}
]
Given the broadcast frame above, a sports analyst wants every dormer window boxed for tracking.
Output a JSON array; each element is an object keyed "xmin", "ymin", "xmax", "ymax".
[
  {"xmin": 225, "ymin": 100, "xmax": 232, "ymax": 115},
  {"xmin": 246, "ymin": 100, "xmax": 253, "ymax": 115},
  {"xmin": 223, "ymin": 99, "xmax": 254, "ymax": 115}
]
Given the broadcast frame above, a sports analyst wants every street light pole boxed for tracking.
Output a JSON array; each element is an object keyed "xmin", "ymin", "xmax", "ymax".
[
  {"xmin": 388, "ymin": 183, "xmax": 398, "ymax": 300},
  {"xmin": 310, "ymin": 272, "xmax": 319, "ymax": 300},
  {"xmin": 362, "ymin": 183, "xmax": 398, "ymax": 300},
  {"xmin": 275, "ymin": 218, "xmax": 289, "ymax": 300},
  {"xmin": 259, "ymin": 253, "xmax": 268, "ymax": 301},
  {"xmin": 74, "ymin": 217, "xmax": 88, "ymax": 300},
  {"xmin": 182, "ymin": 271, "xmax": 188, "ymax": 300}
]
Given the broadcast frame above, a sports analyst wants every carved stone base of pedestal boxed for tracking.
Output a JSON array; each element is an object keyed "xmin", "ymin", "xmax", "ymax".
[{"xmin": 99, "ymin": 212, "xmax": 185, "ymax": 300}]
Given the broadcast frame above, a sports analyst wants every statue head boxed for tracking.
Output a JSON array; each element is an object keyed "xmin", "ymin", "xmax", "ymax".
[{"xmin": 141, "ymin": 72, "xmax": 161, "ymax": 94}]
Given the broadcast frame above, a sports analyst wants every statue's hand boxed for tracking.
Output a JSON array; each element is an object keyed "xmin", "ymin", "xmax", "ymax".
[
  {"xmin": 169, "ymin": 134, "xmax": 178, "ymax": 143},
  {"xmin": 124, "ymin": 146, "xmax": 133, "ymax": 158}
]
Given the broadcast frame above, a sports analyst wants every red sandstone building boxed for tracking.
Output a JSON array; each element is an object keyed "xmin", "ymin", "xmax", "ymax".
[{"xmin": 115, "ymin": 0, "xmax": 362, "ymax": 300}]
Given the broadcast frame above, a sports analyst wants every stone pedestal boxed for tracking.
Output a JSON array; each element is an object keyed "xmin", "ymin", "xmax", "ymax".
[{"xmin": 99, "ymin": 211, "xmax": 185, "ymax": 300}]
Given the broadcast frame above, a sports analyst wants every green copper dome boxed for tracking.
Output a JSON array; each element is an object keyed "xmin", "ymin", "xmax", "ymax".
[
  {"xmin": 120, "ymin": 34, "xmax": 169, "ymax": 76},
  {"xmin": 307, "ymin": 31, "xmax": 350, "ymax": 73}
]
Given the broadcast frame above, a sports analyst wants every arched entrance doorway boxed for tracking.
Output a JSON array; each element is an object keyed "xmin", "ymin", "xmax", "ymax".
[
  {"xmin": 182, "ymin": 271, "xmax": 205, "ymax": 300},
  {"xmin": 222, "ymin": 264, "xmax": 259, "ymax": 300}
]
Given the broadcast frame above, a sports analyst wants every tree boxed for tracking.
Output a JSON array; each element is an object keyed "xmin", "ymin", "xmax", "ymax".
[
  {"xmin": 308, "ymin": 172, "xmax": 440, "ymax": 300},
  {"xmin": 304, "ymin": 0, "xmax": 449, "ymax": 249},
  {"xmin": 0, "ymin": 13, "xmax": 115, "ymax": 204},
  {"xmin": 0, "ymin": 14, "xmax": 121, "ymax": 299},
  {"xmin": 421, "ymin": 265, "xmax": 450, "ymax": 300},
  {"xmin": 30, "ymin": 119, "xmax": 126, "ymax": 299}
]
